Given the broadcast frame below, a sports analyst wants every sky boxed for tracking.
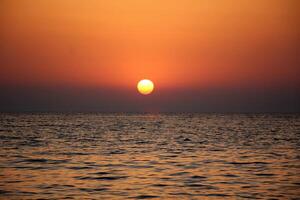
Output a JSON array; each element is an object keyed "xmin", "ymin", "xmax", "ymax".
[{"xmin": 0, "ymin": 0, "xmax": 299, "ymax": 112}]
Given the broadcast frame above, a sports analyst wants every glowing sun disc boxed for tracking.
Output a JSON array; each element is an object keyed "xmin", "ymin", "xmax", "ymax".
[{"xmin": 137, "ymin": 79, "xmax": 154, "ymax": 95}]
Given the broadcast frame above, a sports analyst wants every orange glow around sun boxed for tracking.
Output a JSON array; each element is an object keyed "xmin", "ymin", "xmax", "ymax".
[{"xmin": 0, "ymin": 0, "xmax": 299, "ymax": 90}]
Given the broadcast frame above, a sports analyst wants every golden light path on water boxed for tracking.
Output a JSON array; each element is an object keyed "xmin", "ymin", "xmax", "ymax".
[{"xmin": 0, "ymin": 114, "xmax": 299, "ymax": 199}]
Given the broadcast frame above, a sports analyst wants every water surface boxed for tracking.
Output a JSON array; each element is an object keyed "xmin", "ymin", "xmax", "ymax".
[{"xmin": 0, "ymin": 114, "xmax": 299, "ymax": 199}]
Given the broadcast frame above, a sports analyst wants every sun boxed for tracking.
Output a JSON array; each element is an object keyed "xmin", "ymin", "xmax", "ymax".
[{"xmin": 137, "ymin": 79, "xmax": 154, "ymax": 95}]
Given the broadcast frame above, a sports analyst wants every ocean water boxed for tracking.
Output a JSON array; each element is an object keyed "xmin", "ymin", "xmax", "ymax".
[{"xmin": 0, "ymin": 113, "xmax": 299, "ymax": 200}]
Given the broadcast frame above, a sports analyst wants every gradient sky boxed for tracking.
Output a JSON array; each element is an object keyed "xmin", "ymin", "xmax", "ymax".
[{"xmin": 0, "ymin": 0, "xmax": 299, "ymax": 112}]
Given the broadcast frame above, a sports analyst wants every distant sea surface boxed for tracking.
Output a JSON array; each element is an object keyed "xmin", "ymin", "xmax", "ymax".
[{"xmin": 0, "ymin": 113, "xmax": 299, "ymax": 199}]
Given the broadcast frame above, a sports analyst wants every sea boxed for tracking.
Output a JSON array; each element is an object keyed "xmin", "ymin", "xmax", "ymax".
[{"xmin": 0, "ymin": 113, "xmax": 299, "ymax": 199}]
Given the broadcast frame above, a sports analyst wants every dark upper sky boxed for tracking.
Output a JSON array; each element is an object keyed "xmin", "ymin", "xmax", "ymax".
[{"xmin": 0, "ymin": 0, "xmax": 299, "ymax": 112}]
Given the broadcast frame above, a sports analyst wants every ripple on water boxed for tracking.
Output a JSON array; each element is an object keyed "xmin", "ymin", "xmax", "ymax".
[
  {"xmin": 74, "ymin": 175, "xmax": 128, "ymax": 181},
  {"xmin": 0, "ymin": 113, "xmax": 299, "ymax": 199},
  {"xmin": 134, "ymin": 195, "xmax": 160, "ymax": 199}
]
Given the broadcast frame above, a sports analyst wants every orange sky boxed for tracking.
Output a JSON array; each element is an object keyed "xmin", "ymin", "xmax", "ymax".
[{"xmin": 0, "ymin": 0, "xmax": 299, "ymax": 90}]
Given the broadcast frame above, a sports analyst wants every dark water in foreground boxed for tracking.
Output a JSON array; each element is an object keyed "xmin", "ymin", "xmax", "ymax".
[{"xmin": 0, "ymin": 114, "xmax": 299, "ymax": 199}]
